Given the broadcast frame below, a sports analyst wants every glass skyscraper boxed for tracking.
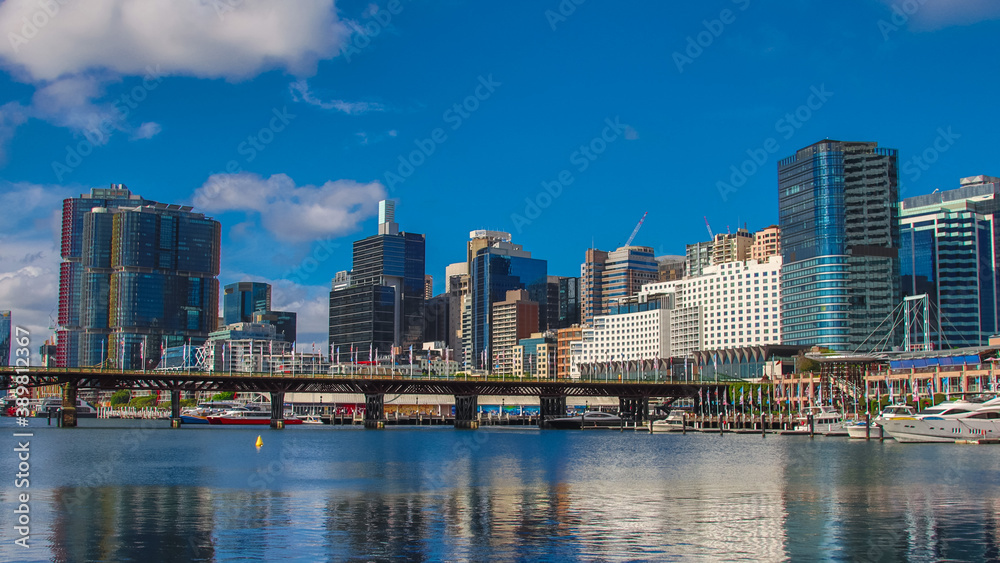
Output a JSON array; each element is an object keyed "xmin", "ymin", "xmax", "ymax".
[
  {"xmin": 778, "ymin": 140, "xmax": 900, "ymax": 352},
  {"xmin": 57, "ymin": 186, "xmax": 221, "ymax": 368},
  {"xmin": 900, "ymin": 175, "xmax": 1000, "ymax": 348},
  {"xmin": 0, "ymin": 311, "xmax": 10, "ymax": 366},
  {"xmin": 470, "ymin": 244, "xmax": 547, "ymax": 368},
  {"xmin": 223, "ymin": 282, "xmax": 272, "ymax": 325},
  {"xmin": 329, "ymin": 200, "xmax": 425, "ymax": 361}
]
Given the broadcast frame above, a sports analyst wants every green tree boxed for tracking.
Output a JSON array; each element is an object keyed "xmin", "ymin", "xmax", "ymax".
[
  {"xmin": 210, "ymin": 391, "xmax": 235, "ymax": 401},
  {"xmin": 110, "ymin": 389, "xmax": 131, "ymax": 406}
]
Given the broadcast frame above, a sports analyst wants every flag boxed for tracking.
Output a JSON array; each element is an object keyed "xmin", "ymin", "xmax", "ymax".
[
  {"xmin": 758, "ymin": 385, "xmax": 763, "ymax": 409},
  {"xmin": 336, "ymin": 347, "xmax": 340, "ymax": 364},
  {"xmin": 369, "ymin": 343, "xmax": 373, "ymax": 362},
  {"xmin": 409, "ymin": 345, "xmax": 413, "ymax": 365}
]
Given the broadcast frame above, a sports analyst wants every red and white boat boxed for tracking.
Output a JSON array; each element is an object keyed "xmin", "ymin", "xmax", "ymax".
[{"xmin": 206, "ymin": 406, "xmax": 303, "ymax": 425}]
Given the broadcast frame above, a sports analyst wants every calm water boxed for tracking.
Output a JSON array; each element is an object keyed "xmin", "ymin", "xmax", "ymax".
[{"xmin": 1, "ymin": 418, "xmax": 999, "ymax": 562}]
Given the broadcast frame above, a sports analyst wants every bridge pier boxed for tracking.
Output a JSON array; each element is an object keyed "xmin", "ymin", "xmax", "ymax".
[
  {"xmin": 364, "ymin": 393, "xmax": 385, "ymax": 429},
  {"xmin": 618, "ymin": 396, "xmax": 648, "ymax": 424},
  {"xmin": 454, "ymin": 395, "xmax": 479, "ymax": 429},
  {"xmin": 61, "ymin": 382, "xmax": 78, "ymax": 428},
  {"xmin": 170, "ymin": 390, "xmax": 182, "ymax": 428},
  {"xmin": 270, "ymin": 392, "xmax": 286, "ymax": 429},
  {"xmin": 538, "ymin": 395, "xmax": 566, "ymax": 428}
]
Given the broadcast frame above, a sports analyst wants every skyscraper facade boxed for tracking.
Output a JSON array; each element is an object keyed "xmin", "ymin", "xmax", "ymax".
[
  {"xmin": 223, "ymin": 282, "xmax": 271, "ymax": 325},
  {"xmin": 580, "ymin": 245, "xmax": 657, "ymax": 324},
  {"xmin": 470, "ymin": 240, "xmax": 547, "ymax": 369},
  {"xmin": 778, "ymin": 140, "xmax": 900, "ymax": 352},
  {"xmin": 546, "ymin": 276, "xmax": 580, "ymax": 330},
  {"xmin": 900, "ymin": 175, "xmax": 1000, "ymax": 348},
  {"xmin": 0, "ymin": 311, "xmax": 10, "ymax": 366},
  {"xmin": 329, "ymin": 200, "xmax": 425, "ymax": 360},
  {"xmin": 57, "ymin": 187, "xmax": 221, "ymax": 368}
]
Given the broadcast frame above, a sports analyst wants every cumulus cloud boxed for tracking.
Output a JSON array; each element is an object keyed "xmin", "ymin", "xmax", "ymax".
[
  {"xmin": 878, "ymin": 0, "xmax": 1000, "ymax": 30},
  {"xmin": 289, "ymin": 80, "xmax": 384, "ymax": 115},
  {"xmin": 0, "ymin": 0, "xmax": 348, "ymax": 82},
  {"xmin": 219, "ymin": 272, "xmax": 335, "ymax": 350},
  {"xmin": 193, "ymin": 172, "xmax": 387, "ymax": 243},
  {"xmin": 0, "ymin": 0, "xmax": 350, "ymax": 159}
]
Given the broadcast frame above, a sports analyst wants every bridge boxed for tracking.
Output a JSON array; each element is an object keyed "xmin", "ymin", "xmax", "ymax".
[{"xmin": 1, "ymin": 367, "xmax": 723, "ymax": 430}]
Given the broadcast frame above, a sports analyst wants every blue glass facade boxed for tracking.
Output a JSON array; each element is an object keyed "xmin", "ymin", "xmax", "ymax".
[
  {"xmin": 778, "ymin": 141, "xmax": 900, "ymax": 352},
  {"xmin": 0, "ymin": 311, "xmax": 10, "ymax": 367},
  {"xmin": 901, "ymin": 197, "xmax": 999, "ymax": 347},
  {"xmin": 471, "ymin": 250, "xmax": 547, "ymax": 363},
  {"xmin": 223, "ymin": 282, "xmax": 272, "ymax": 325}
]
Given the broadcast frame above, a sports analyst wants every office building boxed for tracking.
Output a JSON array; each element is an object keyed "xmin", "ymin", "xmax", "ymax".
[
  {"xmin": 513, "ymin": 332, "xmax": 557, "ymax": 377},
  {"xmin": 580, "ymin": 245, "xmax": 657, "ymax": 324},
  {"xmin": 57, "ymin": 186, "xmax": 220, "ymax": 369},
  {"xmin": 424, "ymin": 275, "xmax": 434, "ymax": 300},
  {"xmin": 252, "ymin": 310, "xmax": 297, "ymax": 343},
  {"xmin": 685, "ymin": 240, "xmax": 713, "ymax": 278},
  {"xmin": 490, "ymin": 289, "xmax": 539, "ymax": 375},
  {"xmin": 656, "ymin": 255, "xmax": 685, "ymax": 282},
  {"xmin": 556, "ymin": 326, "xmax": 582, "ymax": 378},
  {"xmin": 0, "ymin": 310, "xmax": 9, "ymax": 366},
  {"xmin": 470, "ymin": 235, "xmax": 547, "ymax": 369},
  {"xmin": 546, "ymin": 276, "xmax": 580, "ymax": 330},
  {"xmin": 576, "ymin": 297, "xmax": 672, "ymax": 370},
  {"xmin": 778, "ymin": 140, "xmax": 900, "ymax": 352},
  {"xmin": 752, "ymin": 225, "xmax": 781, "ymax": 261},
  {"xmin": 423, "ymin": 293, "xmax": 451, "ymax": 344},
  {"xmin": 900, "ymin": 175, "xmax": 1000, "ymax": 348},
  {"xmin": 329, "ymin": 200, "xmax": 426, "ymax": 361},
  {"xmin": 223, "ymin": 282, "xmax": 271, "ymax": 325}
]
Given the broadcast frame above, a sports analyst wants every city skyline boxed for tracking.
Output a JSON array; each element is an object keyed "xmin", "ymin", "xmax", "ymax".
[{"xmin": 2, "ymin": 1, "xmax": 999, "ymax": 352}]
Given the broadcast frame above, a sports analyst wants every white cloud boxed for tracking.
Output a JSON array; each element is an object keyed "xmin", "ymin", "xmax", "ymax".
[
  {"xmin": 220, "ymin": 272, "xmax": 332, "ymax": 351},
  {"xmin": 878, "ymin": 0, "xmax": 1000, "ymax": 30},
  {"xmin": 0, "ymin": 0, "xmax": 348, "ymax": 82},
  {"xmin": 290, "ymin": 80, "xmax": 384, "ymax": 115},
  {"xmin": 131, "ymin": 121, "xmax": 162, "ymax": 140},
  {"xmin": 192, "ymin": 172, "xmax": 387, "ymax": 243}
]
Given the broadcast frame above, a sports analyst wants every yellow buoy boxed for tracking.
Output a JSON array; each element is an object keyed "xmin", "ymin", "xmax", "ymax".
[{"xmin": 255, "ymin": 435, "xmax": 263, "ymax": 448}]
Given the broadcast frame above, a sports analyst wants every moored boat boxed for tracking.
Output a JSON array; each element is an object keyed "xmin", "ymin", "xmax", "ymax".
[
  {"xmin": 651, "ymin": 411, "xmax": 687, "ymax": 432},
  {"xmin": 793, "ymin": 405, "xmax": 844, "ymax": 433},
  {"xmin": 881, "ymin": 397, "xmax": 999, "ymax": 443},
  {"xmin": 546, "ymin": 411, "xmax": 622, "ymax": 429},
  {"xmin": 206, "ymin": 406, "xmax": 303, "ymax": 425},
  {"xmin": 846, "ymin": 404, "xmax": 916, "ymax": 439}
]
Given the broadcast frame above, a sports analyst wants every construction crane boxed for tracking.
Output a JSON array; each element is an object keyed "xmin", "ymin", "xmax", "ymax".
[
  {"xmin": 624, "ymin": 212, "xmax": 648, "ymax": 247},
  {"xmin": 704, "ymin": 216, "xmax": 714, "ymax": 239}
]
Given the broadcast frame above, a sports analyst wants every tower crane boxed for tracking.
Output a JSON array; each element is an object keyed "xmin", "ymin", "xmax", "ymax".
[
  {"xmin": 704, "ymin": 216, "xmax": 714, "ymax": 239},
  {"xmin": 624, "ymin": 211, "xmax": 648, "ymax": 247}
]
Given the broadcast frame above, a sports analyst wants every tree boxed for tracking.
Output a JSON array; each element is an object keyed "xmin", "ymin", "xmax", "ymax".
[
  {"xmin": 110, "ymin": 389, "xmax": 131, "ymax": 406},
  {"xmin": 210, "ymin": 392, "xmax": 235, "ymax": 401}
]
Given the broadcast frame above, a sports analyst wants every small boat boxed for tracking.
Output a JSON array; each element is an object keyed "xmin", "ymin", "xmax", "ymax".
[
  {"xmin": 651, "ymin": 411, "xmax": 687, "ymax": 432},
  {"xmin": 546, "ymin": 411, "xmax": 622, "ymax": 429},
  {"xmin": 793, "ymin": 405, "xmax": 845, "ymax": 433},
  {"xmin": 35, "ymin": 396, "xmax": 99, "ymax": 418},
  {"xmin": 301, "ymin": 415, "xmax": 324, "ymax": 425},
  {"xmin": 206, "ymin": 406, "xmax": 303, "ymax": 425},
  {"xmin": 846, "ymin": 405, "xmax": 916, "ymax": 439}
]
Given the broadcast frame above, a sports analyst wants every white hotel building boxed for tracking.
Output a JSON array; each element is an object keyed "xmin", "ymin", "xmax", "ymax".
[{"xmin": 573, "ymin": 256, "xmax": 783, "ymax": 371}]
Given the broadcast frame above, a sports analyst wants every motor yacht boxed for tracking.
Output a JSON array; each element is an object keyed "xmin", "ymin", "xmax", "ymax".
[
  {"xmin": 881, "ymin": 397, "xmax": 999, "ymax": 443},
  {"xmin": 793, "ymin": 405, "xmax": 844, "ymax": 433},
  {"xmin": 651, "ymin": 410, "xmax": 687, "ymax": 432},
  {"xmin": 546, "ymin": 411, "xmax": 622, "ymax": 429},
  {"xmin": 846, "ymin": 404, "xmax": 916, "ymax": 439}
]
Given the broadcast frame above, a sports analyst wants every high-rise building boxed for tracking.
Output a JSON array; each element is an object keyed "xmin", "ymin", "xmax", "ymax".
[
  {"xmin": 711, "ymin": 229, "xmax": 754, "ymax": 265},
  {"xmin": 57, "ymin": 185, "xmax": 152, "ymax": 366},
  {"xmin": 490, "ymin": 289, "xmax": 539, "ymax": 375},
  {"xmin": 252, "ymin": 310, "xmax": 297, "ymax": 343},
  {"xmin": 580, "ymin": 245, "xmax": 657, "ymax": 324},
  {"xmin": 0, "ymin": 311, "xmax": 10, "ymax": 366},
  {"xmin": 471, "ymin": 236, "xmax": 547, "ymax": 369},
  {"xmin": 56, "ymin": 186, "xmax": 221, "ymax": 369},
  {"xmin": 751, "ymin": 225, "xmax": 781, "ymax": 261},
  {"xmin": 513, "ymin": 331, "xmax": 556, "ymax": 377},
  {"xmin": 424, "ymin": 275, "xmax": 434, "ymax": 300},
  {"xmin": 900, "ymin": 175, "xmax": 1000, "ymax": 348},
  {"xmin": 685, "ymin": 240, "xmax": 713, "ymax": 278},
  {"xmin": 546, "ymin": 276, "xmax": 580, "ymax": 330},
  {"xmin": 656, "ymin": 255, "xmax": 685, "ymax": 282},
  {"xmin": 423, "ymin": 293, "xmax": 450, "ymax": 344},
  {"xmin": 223, "ymin": 282, "xmax": 271, "ymax": 325},
  {"xmin": 329, "ymin": 200, "xmax": 426, "ymax": 361},
  {"xmin": 778, "ymin": 140, "xmax": 900, "ymax": 352},
  {"xmin": 556, "ymin": 325, "xmax": 582, "ymax": 378}
]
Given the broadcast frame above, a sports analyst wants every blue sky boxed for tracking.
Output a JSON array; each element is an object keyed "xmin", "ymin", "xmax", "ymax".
[{"xmin": 1, "ymin": 0, "xmax": 998, "ymax": 349}]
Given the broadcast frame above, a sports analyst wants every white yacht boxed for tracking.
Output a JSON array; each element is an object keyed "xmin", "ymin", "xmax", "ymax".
[
  {"xmin": 793, "ymin": 405, "xmax": 844, "ymax": 433},
  {"xmin": 882, "ymin": 397, "xmax": 1000, "ymax": 443},
  {"xmin": 845, "ymin": 404, "xmax": 916, "ymax": 439},
  {"xmin": 651, "ymin": 410, "xmax": 688, "ymax": 432}
]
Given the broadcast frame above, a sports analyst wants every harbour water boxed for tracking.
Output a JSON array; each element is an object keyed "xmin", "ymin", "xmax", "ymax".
[{"xmin": 2, "ymin": 418, "xmax": 999, "ymax": 562}]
